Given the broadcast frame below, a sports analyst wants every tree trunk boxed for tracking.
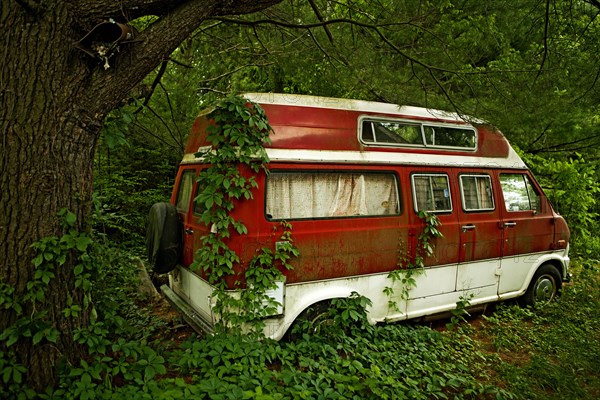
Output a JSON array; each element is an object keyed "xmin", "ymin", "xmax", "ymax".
[
  {"xmin": 0, "ymin": 0, "xmax": 282, "ymax": 391},
  {"xmin": 0, "ymin": 3, "xmax": 98, "ymax": 389}
]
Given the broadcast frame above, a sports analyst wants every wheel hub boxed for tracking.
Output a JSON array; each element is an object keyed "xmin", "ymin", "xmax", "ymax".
[{"xmin": 534, "ymin": 276, "xmax": 555, "ymax": 303}]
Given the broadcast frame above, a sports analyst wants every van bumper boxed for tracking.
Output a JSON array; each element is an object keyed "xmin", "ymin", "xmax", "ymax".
[{"xmin": 161, "ymin": 284, "xmax": 214, "ymax": 335}]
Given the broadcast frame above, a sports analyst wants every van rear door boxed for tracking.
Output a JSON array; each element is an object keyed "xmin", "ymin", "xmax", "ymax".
[{"xmin": 171, "ymin": 167, "xmax": 198, "ymax": 267}]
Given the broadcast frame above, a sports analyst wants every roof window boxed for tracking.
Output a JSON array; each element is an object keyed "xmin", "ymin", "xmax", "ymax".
[{"xmin": 361, "ymin": 118, "xmax": 476, "ymax": 151}]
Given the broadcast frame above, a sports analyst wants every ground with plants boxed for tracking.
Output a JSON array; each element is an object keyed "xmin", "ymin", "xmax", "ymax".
[
  {"xmin": 6, "ymin": 250, "xmax": 595, "ymax": 399},
  {"xmin": 3, "ymin": 94, "xmax": 598, "ymax": 399}
]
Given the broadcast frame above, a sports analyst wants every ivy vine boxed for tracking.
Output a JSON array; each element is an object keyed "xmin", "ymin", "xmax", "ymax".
[
  {"xmin": 192, "ymin": 94, "xmax": 299, "ymax": 334},
  {"xmin": 0, "ymin": 209, "xmax": 96, "ymax": 392},
  {"xmin": 384, "ymin": 210, "xmax": 443, "ymax": 312}
]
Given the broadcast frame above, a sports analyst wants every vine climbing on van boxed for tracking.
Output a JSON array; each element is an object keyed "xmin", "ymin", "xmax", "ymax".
[
  {"xmin": 192, "ymin": 94, "xmax": 298, "ymax": 334},
  {"xmin": 384, "ymin": 211, "xmax": 443, "ymax": 312}
]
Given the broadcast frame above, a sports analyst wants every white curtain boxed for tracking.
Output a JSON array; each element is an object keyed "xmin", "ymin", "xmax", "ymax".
[
  {"xmin": 176, "ymin": 171, "xmax": 195, "ymax": 212},
  {"xmin": 266, "ymin": 173, "xmax": 398, "ymax": 219}
]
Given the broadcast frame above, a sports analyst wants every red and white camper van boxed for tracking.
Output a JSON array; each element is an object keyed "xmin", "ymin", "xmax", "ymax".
[{"xmin": 147, "ymin": 93, "xmax": 570, "ymax": 339}]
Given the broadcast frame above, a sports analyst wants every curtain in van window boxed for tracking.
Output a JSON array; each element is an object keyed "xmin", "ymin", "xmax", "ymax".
[
  {"xmin": 329, "ymin": 175, "xmax": 368, "ymax": 216},
  {"xmin": 477, "ymin": 177, "xmax": 493, "ymax": 209},
  {"xmin": 266, "ymin": 172, "xmax": 398, "ymax": 219},
  {"xmin": 413, "ymin": 176, "xmax": 432, "ymax": 210},
  {"xmin": 266, "ymin": 173, "xmax": 339, "ymax": 219},
  {"xmin": 413, "ymin": 174, "xmax": 451, "ymax": 212},
  {"xmin": 176, "ymin": 171, "xmax": 195, "ymax": 212},
  {"xmin": 461, "ymin": 175, "xmax": 493, "ymax": 210}
]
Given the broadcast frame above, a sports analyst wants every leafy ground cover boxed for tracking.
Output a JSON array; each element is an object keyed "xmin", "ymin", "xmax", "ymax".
[
  {"xmin": 9, "ymin": 257, "xmax": 598, "ymax": 399},
  {"xmin": 474, "ymin": 261, "xmax": 600, "ymax": 399}
]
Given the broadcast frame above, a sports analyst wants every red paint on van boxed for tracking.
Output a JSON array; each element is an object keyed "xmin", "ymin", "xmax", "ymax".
[{"xmin": 161, "ymin": 93, "xmax": 570, "ymax": 339}]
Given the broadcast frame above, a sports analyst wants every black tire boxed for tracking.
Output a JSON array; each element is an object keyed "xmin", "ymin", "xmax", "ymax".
[
  {"xmin": 285, "ymin": 301, "xmax": 334, "ymax": 341},
  {"xmin": 519, "ymin": 264, "xmax": 562, "ymax": 307},
  {"xmin": 146, "ymin": 202, "xmax": 181, "ymax": 274}
]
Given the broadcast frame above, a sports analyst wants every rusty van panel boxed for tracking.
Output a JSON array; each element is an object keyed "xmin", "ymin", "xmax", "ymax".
[
  {"xmin": 473, "ymin": 125, "xmax": 509, "ymax": 160},
  {"xmin": 230, "ymin": 163, "xmax": 411, "ymax": 284},
  {"xmin": 185, "ymin": 102, "xmax": 513, "ymax": 164},
  {"xmin": 184, "ymin": 115, "xmax": 211, "ymax": 155},
  {"xmin": 267, "ymin": 125, "xmax": 359, "ymax": 151},
  {"xmin": 281, "ymin": 217, "xmax": 408, "ymax": 283}
]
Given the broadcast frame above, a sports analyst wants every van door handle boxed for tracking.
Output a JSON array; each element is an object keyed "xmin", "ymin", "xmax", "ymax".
[
  {"xmin": 185, "ymin": 228, "xmax": 194, "ymax": 235},
  {"xmin": 503, "ymin": 222, "xmax": 517, "ymax": 228},
  {"xmin": 461, "ymin": 224, "xmax": 476, "ymax": 232}
]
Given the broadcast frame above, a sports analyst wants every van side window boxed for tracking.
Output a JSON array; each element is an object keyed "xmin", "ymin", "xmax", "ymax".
[
  {"xmin": 460, "ymin": 175, "xmax": 494, "ymax": 211},
  {"xmin": 361, "ymin": 118, "xmax": 476, "ymax": 150},
  {"xmin": 423, "ymin": 126, "xmax": 476, "ymax": 148},
  {"xmin": 361, "ymin": 120, "xmax": 423, "ymax": 145},
  {"xmin": 266, "ymin": 172, "xmax": 400, "ymax": 220},
  {"xmin": 176, "ymin": 170, "xmax": 195, "ymax": 213},
  {"xmin": 500, "ymin": 174, "xmax": 541, "ymax": 212},
  {"xmin": 412, "ymin": 174, "xmax": 452, "ymax": 212}
]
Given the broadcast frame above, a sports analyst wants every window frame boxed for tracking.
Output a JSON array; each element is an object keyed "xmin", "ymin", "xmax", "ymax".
[
  {"xmin": 264, "ymin": 170, "xmax": 402, "ymax": 221},
  {"xmin": 411, "ymin": 173, "xmax": 453, "ymax": 213},
  {"xmin": 359, "ymin": 116, "xmax": 478, "ymax": 152},
  {"xmin": 499, "ymin": 173, "xmax": 541, "ymax": 213},
  {"xmin": 459, "ymin": 174, "xmax": 495, "ymax": 212},
  {"xmin": 175, "ymin": 169, "xmax": 196, "ymax": 213}
]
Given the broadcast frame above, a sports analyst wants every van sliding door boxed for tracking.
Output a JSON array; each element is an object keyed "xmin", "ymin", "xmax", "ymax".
[
  {"xmin": 455, "ymin": 172, "xmax": 503, "ymax": 297},
  {"xmin": 409, "ymin": 172, "xmax": 460, "ymax": 297}
]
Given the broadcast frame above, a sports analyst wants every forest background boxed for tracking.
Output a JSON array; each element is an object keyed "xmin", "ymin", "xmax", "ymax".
[
  {"xmin": 99, "ymin": 0, "xmax": 600, "ymax": 257},
  {"xmin": 2, "ymin": 0, "xmax": 600, "ymax": 398}
]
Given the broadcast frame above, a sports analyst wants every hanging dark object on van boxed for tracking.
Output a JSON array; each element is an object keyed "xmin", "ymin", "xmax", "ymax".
[{"xmin": 74, "ymin": 19, "xmax": 135, "ymax": 69}]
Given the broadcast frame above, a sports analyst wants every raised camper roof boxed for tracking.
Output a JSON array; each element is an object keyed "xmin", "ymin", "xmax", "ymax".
[{"xmin": 183, "ymin": 93, "xmax": 527, "ymax": 169}]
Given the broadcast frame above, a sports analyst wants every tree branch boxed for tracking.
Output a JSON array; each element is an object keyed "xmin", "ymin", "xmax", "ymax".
[
  {"xmin": 73, "ymin": 0, "xmax": 281, "ymax": 26},
  {"xmin": 308, "ymin": 0, "xmax": 334, "ymax": 44},
  {"xmin": 536, "ymin": 0, "xmax": 551, "ymax": 80},
  {"xmin": 530, "ymin": 133, "xmax": 600, "ymax": 154},
  {"xmin": 159, "ymin": 81, "xmax": 184, "ymax": 148},
  {"xmin": 79, "ymin": 0, "xmax": 282, "ymax": 116},
  {"xmin": 134, "ymin": 60, "xmax": 168, "ymax": 114}
]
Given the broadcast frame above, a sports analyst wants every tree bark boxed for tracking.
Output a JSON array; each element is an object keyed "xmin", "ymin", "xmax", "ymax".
[{"xmin": 0, "ymin": 0, "xmax": 281, "ymax": 390}]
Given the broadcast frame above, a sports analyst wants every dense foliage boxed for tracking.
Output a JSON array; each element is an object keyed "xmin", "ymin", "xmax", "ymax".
[
  {"xmin": 95, "ymin": 0, "xmax": 600, "ymax": 258},
  {"xmin": 3, "ymin": 0, "xmax": 599, "ymax": 398},
  {"xmin": 192, "ymin": 95, "xmax": 299, "ymax": 333},
  {"xmin": 3, "ymin": 249, "xmax": 597, "ymax": 398}
]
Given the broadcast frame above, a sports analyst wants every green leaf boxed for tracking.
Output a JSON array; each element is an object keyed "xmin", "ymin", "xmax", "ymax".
[
  {"xmin": 32, "ymin": 255, "xmax": 43, "ymax": 267},
  {"xmin": 33, "ymin": 330, "xmax": 44, "ymax": 345},
  {"xmin": 65, "ymin": 212, "xmax": 76, "ymax": 227},
  {"xmin": 76, "ymin": 236, "xmax": 92, "ymax": 252}
]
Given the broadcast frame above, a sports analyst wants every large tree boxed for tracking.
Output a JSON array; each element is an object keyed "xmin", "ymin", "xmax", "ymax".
[{"xmin": 0, "ymin": 0, "xmax": 281, "ymax": 390}]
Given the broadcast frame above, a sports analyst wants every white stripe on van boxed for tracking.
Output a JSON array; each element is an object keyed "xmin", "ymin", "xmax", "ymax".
[
  {"xmin": 182, "ymin": 148, "xmax": 527, "ymax": 169},
  {"xmin": 243, "ymin": 93, "xmax": 478, "ymax": 123}
]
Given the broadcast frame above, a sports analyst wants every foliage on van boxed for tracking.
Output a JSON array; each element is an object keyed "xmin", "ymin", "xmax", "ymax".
[
  {"xmin": 192, "ymin": 95, "xmax": 299, "ymax": 333},
  {"xmin": 385, "ymin": 210, "xmax": 443, "ymax": 312}
]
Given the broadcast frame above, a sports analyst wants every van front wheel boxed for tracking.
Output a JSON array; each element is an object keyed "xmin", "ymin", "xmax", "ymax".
[{"xmin": 520, "ymin": 264, "xmax": 562, "ymax": 307}]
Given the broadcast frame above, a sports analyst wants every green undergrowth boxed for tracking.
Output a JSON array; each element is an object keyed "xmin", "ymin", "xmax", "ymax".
[
  {"xmin": 475, "ymin": 260, "xmax": 600, "ymax": 399},
  {"xmin": 5, "ymin": 227, "xmax": 599, "ymax": 399},
  {"xmin": 41, "ymin": 301, "xmax": 509, "ymax": 400}
]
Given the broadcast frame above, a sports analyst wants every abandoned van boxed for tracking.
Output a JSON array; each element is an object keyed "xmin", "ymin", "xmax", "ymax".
[{"xmin": 147, "ymin": 93, "xmax": 570, "ymax": 340}]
